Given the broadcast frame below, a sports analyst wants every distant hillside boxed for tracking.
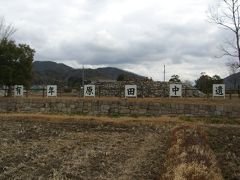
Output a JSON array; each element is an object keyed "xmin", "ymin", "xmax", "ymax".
[
  {"xmin": 32, "ymin": 61, "xmax": 144, "ymax": 86},
  {"xmin": 224, "ymin": 72, "xmax": 240, "ymax": 90}
]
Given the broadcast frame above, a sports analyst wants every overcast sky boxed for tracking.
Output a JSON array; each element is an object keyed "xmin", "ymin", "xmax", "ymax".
[{"xmin": 0, "ymin": 0, "xmax": 232, "ymax": 82}]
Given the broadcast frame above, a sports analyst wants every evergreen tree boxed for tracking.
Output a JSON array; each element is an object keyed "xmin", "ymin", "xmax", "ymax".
[
  {"xmin": 195, "ymin": 73, "xmax": 223, "ymax": 94},
  {"xmin": 169, "ymin": 75, "xmax": 181, "ymax": 83},
  {"xmin": 0, "ymin": 38, "xmax": 35, "ymax": 95}
]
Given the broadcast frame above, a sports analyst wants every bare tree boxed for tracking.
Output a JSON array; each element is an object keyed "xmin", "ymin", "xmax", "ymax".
[
  {"xmin": 226, "ymin": 61, "xmax": 239, "ymax": 89},
  {"xmin": 208, "ymin": 0, "xmax": 240, "ymax": 68},
  {"xmin": 226, "ymin": 61, "xmax": 239, "ymax": 74},
  {"xmin": 0, "ymin": 17, "xmax": 16, "ymax": 41}
]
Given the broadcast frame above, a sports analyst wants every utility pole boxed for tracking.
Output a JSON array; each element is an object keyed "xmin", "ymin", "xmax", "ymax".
[
  {"xmin": 164, "ymin": 65, "xmax": 166, "ymax": 82},
  {"xmin": 81, "ymin": 65, "xmax": 85, "ymax": 97},
  {"xmin": 82, "ymin": 65, "xmax": 85, "ymax": 88}
]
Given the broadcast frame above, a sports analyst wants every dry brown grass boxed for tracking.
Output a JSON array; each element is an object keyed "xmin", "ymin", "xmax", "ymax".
[
  {"xmin": 161, "ymin": 125, "xmax": 223, "ymax": 180},
  {"xmin": 0, "ymin": 112, "xmax": 178, "ymax": 125},
  {"xmin": 0, "ymin": 113, "xmax": 172, "ymax": 179},
  {"xmin": 0, "ymin": 113, "xmax": 240, "ymax": 179}
]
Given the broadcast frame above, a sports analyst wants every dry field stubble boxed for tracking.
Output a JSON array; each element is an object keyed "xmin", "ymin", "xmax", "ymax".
[
  {"xmin": 205, "ymin": 124, "xmax": 240, "ymax": 180},
  {"xmin": 0, "ymin": 113, "xmax": 240, "ymax": 179},
  {"xmin": 0, "ymin": 114, "xmax": 174, "ymax": 179}
]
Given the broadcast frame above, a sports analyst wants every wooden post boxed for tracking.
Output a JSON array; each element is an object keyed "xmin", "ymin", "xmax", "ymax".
[
  {"xmin": 238, "ymin": 85, "xmax": 240, "ymax": 99},
  {"xmin": 98, "ymin": 86, "xmax": 101, "ymax": 98},
  {"xmin": 42, "ymin": 87, "xmax": 45, "ymax": 98}
]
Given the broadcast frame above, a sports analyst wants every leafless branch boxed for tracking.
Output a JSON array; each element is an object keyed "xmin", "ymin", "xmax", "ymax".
[
  {"xmin": 208, "ymin": 0, "xmax": 240, "ymax": 67},
  {"xmin": 226, "ymin": 60, "xmax": 240, "ymax": 74},
  {"xmin": 0, "ymin": 17, "xmax": 16, "ymax": 41}
]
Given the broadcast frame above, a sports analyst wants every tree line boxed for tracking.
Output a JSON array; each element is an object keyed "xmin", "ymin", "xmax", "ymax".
[
  {"xmin": 168, "ymin": 74, "xmax": 223, "ymax": 94},
  {"xmin": 117, "ymin": 73, "xmax": 224, "ymax": 94}
]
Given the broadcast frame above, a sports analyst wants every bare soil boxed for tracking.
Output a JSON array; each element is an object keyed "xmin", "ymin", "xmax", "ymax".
[{"xmin": 0, "ymin": 114, "xmax": 240, "ymax": 179}]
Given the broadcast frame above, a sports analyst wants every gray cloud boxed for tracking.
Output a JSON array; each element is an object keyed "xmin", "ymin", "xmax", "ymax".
[{"xmin": 0, "ymin": 0, "xmax": 230, "ymax": 81}]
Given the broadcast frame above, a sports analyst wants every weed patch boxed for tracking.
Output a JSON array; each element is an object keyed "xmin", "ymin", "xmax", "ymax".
[
  {"xmin": 179, "ymin": 115, "xmax": 240, "ymax": 125},
  {"xmin": 161, "ymin": 125, "xmax": 223, "ymax": 180}
]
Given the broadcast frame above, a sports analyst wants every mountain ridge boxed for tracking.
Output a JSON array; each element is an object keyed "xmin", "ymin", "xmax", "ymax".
[
  {"xmin": 32, "ymin": 61, "xmax": 239, "ymax": 90},
  {"xmin": 224, "ymin": 71, "xmax": 240, "ymax": 90},
  {"xmin": 32, "ymin": 61, "xmax": 144, "ymax": 85}
]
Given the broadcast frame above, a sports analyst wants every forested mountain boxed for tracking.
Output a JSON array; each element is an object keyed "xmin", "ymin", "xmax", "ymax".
[{"xmin": 32, "ymin": 61, "xmax": 144, "ymax": 86}]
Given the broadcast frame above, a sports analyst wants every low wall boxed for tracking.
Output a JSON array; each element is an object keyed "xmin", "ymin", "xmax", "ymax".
[{"xmin": 0, "ymin": 98, "xmax": 239, "ymax": 117}]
